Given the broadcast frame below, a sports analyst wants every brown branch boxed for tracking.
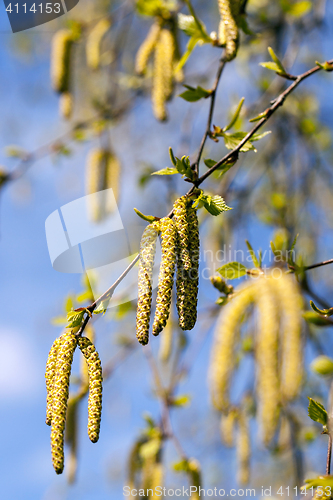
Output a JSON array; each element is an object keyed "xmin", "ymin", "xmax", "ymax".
[{"xmin": 326, "ymin": 434, "xmax": 332, "ymax": 475}]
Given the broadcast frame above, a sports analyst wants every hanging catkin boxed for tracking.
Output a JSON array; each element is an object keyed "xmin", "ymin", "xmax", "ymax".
[
  {"xmin": 176, "ymin": 202, "xmax": 199, "ymax": 331},
  {"xmin": 217, "ymin": 0, "xmax": 239, "ymax": 60},
  {"xmin": 86, "ymin": 18, "xmax": 111, "ymax": 70},
  {"xmin": 51, "ymin": 29, "xmax": 73, "ymax": 93},
  {"xmin": 152, "ymin": 28, "xmax": 174, "ymax": 121},
  {"xmin": 188, "ymin": 459, "xmax": 201, "ymax": 500},
  {"xmin": 77, "ymin": 336, "xmax": 103, "ymax": 443},
  {"xmin": 50, "ymin": 330, "xmax": 77, "ymax": 474},
  {"xmin": 236, "ymin": 411, "xmax": 250, "ymax": 485},
  {"xmin": 135, "ymin": 22, "xmax": 161, "ymax": 75},
  {"xmin": 220, "ymin": 409, "xmax": 237, "ymax": 447},
  {"xmin": 152, "ymin": 218, "xmax": 177, "ymax": 336},
  {"xmin": 59, "ymin": 91, "xmax": 73, "ymax": 120},
  {"xmin": 105, "ymin": 150, "xmax": 120, "ymax": 204},
  {"xmin": 64, "ymin": 397, "xmax": 78, "ymax": 484},
  {"xmin": 256, "ymin": 277, "xmax": 280, "ymax": 445},
  {"xmin": 173, "ymin": 197, "xmax": 191, "ymax": 271},
  {"xmin": 136, "ymin": 221, "xmax": 160, "ymax": 345},
  {"xmin": 209, "ymin": 284, "xmax": 255, "ymax": 411},
  {"xmin": 45, "ymin": 337, "xmax": 61, "ymax": 426},
  {"xmin": 274, "ymin": 272, "xmax": 303, "ymax": 402}
]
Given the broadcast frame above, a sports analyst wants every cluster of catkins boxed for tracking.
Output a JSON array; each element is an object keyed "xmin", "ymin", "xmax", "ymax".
[
  {"xmin": 85, "ymin": 148, "xmax": 120, "ymax": 222},
  {"xmin": 217, "ymin": 0, "xmax": 241, "ymax": 61},
  {"xmin": 209, "ymin": 272, "xmax": 303, "ymax": 449},
  {"xmin": 136, "ymin": 196, "xmax": 199, "ymax": 346},
  {"xmin": 135, "ymin": 19, "xmax": 183, "ymax": 121},
  {"xmin": 50, "ymin": 19, "xmax": 111, "ymax": 119},
  {"xmin": 45, "ymin": 329, "xmax": 103, "ymax": 474}
]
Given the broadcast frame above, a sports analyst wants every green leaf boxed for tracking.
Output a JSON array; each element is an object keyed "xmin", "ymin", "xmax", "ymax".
[
  {"xmin": 173, "ymin": 155, "xmax": 194, "ymax": 179},
  {"xmin": 223, "ymin": 131, "xmax": 271, "ymax": 153},
  {"xmin": 94, "ymin": 299, "xmax": 110, "ymax": 315},
  {"xmin": 193, "ymin": 193, "xmax": 231, "ymax": 216},
  {"xmin": 302, "ymin": 311, "xmax": 332, "ymax": 326},
  {"xmin": 151, "ymin": 167, "xmax": 179, "ymax": 175},
  {"xmin": 217, "ymin": 262, "xmax": 248, "ymax": 279},
  {"xmin": 311, "ymin": 356, "xmax": 333, "ymax": 376},
  {"xmin": 307, "ymin": 397, "xmax": 328, "ymax": 426},
  {"xmin": 169, "ymin": 147, "xmax": 177, "ymax": 166},
  {"xmin": 249, "ymin": 110, "xmax": 268, "ymax": 123},
  {"xmin": 66, "ymin": 309, "xmax": 85, "ymax": 328},
  {"xmin": 179, "ymin": 85, "xmax": 211, "ymax": 102},
  {"xmin": 204, "ymin": 158, "xmax": 234, "ymax": 177},
  {"xmin": 245, "ymin": 240, "xmax": 260, "ymax": 268},
  {"xmin": 223, "ymin": 97, "xmax": 245, "ymax": 132},
  {"xmin": 310, "ymin": 300, "xmax": 333, "ymax": 317},
  {"xmin": 174, "ymin": 36, "xmax": 199, "ymax": 73},
  {"xmin": 267, "ymin": 47, "xmax": 285, "ymax": 73},
  {"xmin": 175, "ymin": 12, "xmax": 210, "ymax": 72},
  {"xmin": 284, "ymin": 1, "xmax": 312, "ymax": 17},
  {"xmin": 303, "ymin": 476, "xmax": 333, "ymax": 491},
  {"xmin": 260, "ymin": 61, "xmax": 285, "ymax": 74},
  {"xmin": 203, "ymin": 158, "xmax": 217, "ymax": 168},
  {"xmin": 177, "ymin": 13, "xmax": 198, "ymax": 37},
  {"xmin": 171, "ymin": 394, "xmax": 191, "ymax": 407},
  {"xmin": 133, "ymin": 208, "xmax": 156, "ymax": 223}
]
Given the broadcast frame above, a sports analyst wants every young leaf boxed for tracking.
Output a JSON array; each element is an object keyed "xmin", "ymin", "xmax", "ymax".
[
  {"xmin": 302, "ymin": 311, "xmax": 332, "ymax": 326},
  {"xmin": 171, "ymin": 394, "xmax": 191, "ymax": 407},
  {"xmin": 307, "ymin": 397, "xmax": 328, "ymax": 426},
  {"xmin": 316, "ymin": 60, "xmax": 333, "ymax": 72},
  {"xmin": 310, "ymin": 300, "xmax": 333, "ymax": 317},
  {"xmin": 175, "ymin": 11, "xmax": 210, "ymax": 72},
  {"xmin": 204, "ymin": 158, "xmax": 217, "ymax": 168},
  {"xmin": 260, "ymin": 61, "xmax": 284, "ymax": 73},
  {"xmin": 193, "ymin": 193, "xmax": 231, "ymax": 216},
  {"xmin": 169, "ymin": 147, "xmax": 177, "ymax": 166},
  {"xmin": 267, "ymin": 47, "xmax": 286, "ymax": 73},
  {"xmin": 217, "ymin": 262, "xmax": 248, "ymax": 279},
  {"xmin": 223, "ymin": 97, "xmax": 245, "ymax": 132},
  {"xmin": 245, "ymin": 240, "xmax": 260, "ymax": 268},
  {"xmin": 151, "ymin": 167, "xmax": 179, "ymax": 175},
  {"xmin": 223, "ymin": 131, "xmax": 271, "ymax": 153},
  {"xmin": 134, "ymin": 208, "xmax": 157, "ymax": 223},
  {"xmin": 66, "ymin": 309, "xmax": 85, "ymax": 328},
  {"xmin": 179, "ymin": 85, "xmax": 211, "ymax": 102},
  {"xmin": 249, "ymin": 110, "xmax": 268, "ymax": 123}
]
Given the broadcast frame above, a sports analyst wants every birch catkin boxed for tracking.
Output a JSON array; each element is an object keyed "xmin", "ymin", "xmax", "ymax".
[
  {"xmin": 220, "ymin": 409, "xmax": 237, "ymax": 447},
  {"xmin": 86, "ymin": 18, "xmax": 111, "ymax": 70},
  {"xmin": 152, "ymin": 218, "xmax": 177, "ymax": 336},
  {"xmin": 45, "ymin": 337, "xmax": 61, "ymax": 426},
  {"xmin": 50, "ymin": 330, "xmax": 77, "ymax": 474},
  {"xmin": 51, "ymin": 30, "xmax": 73, "ymax": 93},
  {"xmin": 236, "ymin": 412, "xmax": 250, "ymax": 485},
  {"xmin": 152, "ymin": 28, "xmax": 175, "ymax": 121},
  {"xmin": 59, "ymin": 92, "xmax": 73, "ymax": 120},
  {"xmin": 77, "ymin": 336, "xmax": 103, "ymax": 443},
  {"xmin": 173, "ymin": 197, "xmax": 191, "ymax": 271},
  {"xmin": 135, "ymin": 22, "xmax": 161, "ymax": 75},
  {"xmin": 105, "ymin": 150, "xmax": 120, "ymax": 204},
  {"xmin": 217, "ymin": 0, "xmax": 239, "ymax": 60},
  {"xmin": 136, "ymin": 221, "xmax": 160, "ymax": 345},
  {"xmin": 256, "ymin": 277, "xmax": 280, "ymax": 445},
  {"xmin": 209, "ymin": 284, "xmax": 255, "ymax": 411},
  {"xmin": 274, "ymin": 273, "xmax": 303, "ymax": 402}
]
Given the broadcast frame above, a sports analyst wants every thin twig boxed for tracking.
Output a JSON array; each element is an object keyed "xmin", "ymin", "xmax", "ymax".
[{"xmin": 326, "ymin": 435, "xmax": 332, "ymax": 475}]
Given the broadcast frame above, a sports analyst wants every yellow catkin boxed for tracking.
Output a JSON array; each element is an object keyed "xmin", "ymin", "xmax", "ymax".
[
  {"xmin": 209, "ymin": 284, "xmax": 255, "ymax": 411},
  {"xmin": 188, "ymin": 459, "xmax": 201, "ymax": 500},
  {"xmin": 158, "ymin": 310, "xmax": 173, "ymax": 362},
  {"xmin": 135, "ymin": 22, "xmax": 161, "ymax": 75},
  {"xmin": 274, "ymin": 272, "xmax": 303, "ymax": 402},
  {"xmin": 51, "ymin": 29, "xmax": 73, "ymax": 93},
  {"xmin": 217, "ymin": 0, "xmax": 239, "ymax": 60},
  {"xmin": 79, "ymin": 325, "xmax": 95, "ymax": 393},
  {"xmin": 105, "ymin": 150, "xmax": 121, "ymax": 204},
  {"xmin": 256, "ymin": 277, "xmax": 280, "ymax": 445},
  {"xmin": 45, "ymin": 337, "xmax": 61, "ymax": 426},
  {"xmin": 136, "ymin": 221, "xmax": 161, "ymax": 345},
  {"xmin": 77, "ymin": 336, "xmax": 103, "ymax": 443},
  {"xmin": 152, "ymin": 218, "xmax": 177, "ymax": 336},
  {"xmin": 152, "ymin": 28, "xmax": 174, "ymax": 121},
  {"xmin": 50, "ymin": 330, "xmax": 78, "ymax": 474},
  {"xmin": 236, "ymin": 411, "xmax": 250, "ymax": 485},
  {"xmin": 86, "ymin": 18, "xmax": 111, "ymax": 70},
  {"xmin": 59, "ymin": 91, "xmax": 73, "ymax": 120},
  {"xmin": 148, "ymin": 462, "xmax": 163, "ymax": 498},
  {"xmin": 220, "ymin": 409, "xmax": 238, "ymax": 447},
  {"xmin": 173, "ymin": 197, "xmax": 191, "ymax": 271}
]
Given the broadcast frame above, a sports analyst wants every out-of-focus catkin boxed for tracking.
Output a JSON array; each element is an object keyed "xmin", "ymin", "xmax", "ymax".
[
  {"xmin": 105, "ymin": 150, "xmax": 120, "ymax": 205},
  {"xmin": 51, "ymin": 30, "xmax": 73, "ymax": 93},
  {"xmin": 209, "ymin": 284, "xmax": 255, "ymax": 411},
  {"xmin": 158, "ymin": 309, "xmax": 173, "ymax": 362},
  {"xmin": 59, "ymin": 91, "xmax": 73, "ymax": 120},
  {"xmin": 77, "ymin": 336, "xmax": 103, "ymax": 443},
  {"xmin": 217, "ymin": 0, "xmax": 239, "ymax": 60},
  {"xmin": 188, "ymin": 459, "xmax": 201, "ymax": 500},
  {"xmin": 50, "ymin": 330, "xmax": 77, "ymax": 474},
  {"xmin": 220, "ymin": 409, "xmax": 237, "ymax": 447},
  {"xmin": 152, "ymin": 218, "xmax": 177, "ymax": 336},
  {"xmin": 45, "ymin": 337, "xmax": 61, "ymax": 426},
  {"xmin": 86, "ymin": 18, "xmax": 111, "ymax": 70},
  {"xmin": 176, "ymin": 203, "xmax": 199, "ymax": 331},
  {"xmin": 236, "ymin": 412, "xmax": 250, "ymax": 485},
  {"xmin": 256, "ymin": 277, "xmax": 280, "ymax": 445},
  {"xmin": 135, "ymin": 22, "xmax": 161, "ymax": 75},
  {"xmin": 152, "ymin": 28, "xmax": 174, "ymax": 121},
  {"xmin": 274, "ymin": 273, "xmax": 303, "ymax": 401},
  {"xmin": 136, "ymin": 221, "xmax": 160, "ymax": 345}
]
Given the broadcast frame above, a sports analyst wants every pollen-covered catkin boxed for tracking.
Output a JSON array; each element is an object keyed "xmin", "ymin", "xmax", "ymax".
[
  {"xmin": 236, "ymin": 412, "xmax": 250, "ymax": 485},
  {"xmin": 217, "ymin": 0, "xmax": 239, "ymax": 60},
  {"xmin": 51, "ymin": 30, "xmax": 73, "ymax": 93},
  {"xmin": 152, "ymin": 218, "xmax": 177, "ymax": 336},
  {"xmin": 86, "ymin": 18, "xmax": 111, "ymax": 70},
  {"xmin": 136, "ymin": 221, "xmax": 160, "ymax": 345},
  {"xmin": 176, "ymin": 203, "xmax": 199, "ymax": 331},
  {"xmin": 45, "ymin": 337, "xmax": 61, "ymax": 426},
  {"xmin": 173, "ymin": 197, "xmax": 191, "ymax": 271},
  {"xmin": 77, "ymin": 336, "xmax": 103, "ymax": 443},
  {"xmin": 59, "ymin": 91, "xmax": 73, "ymax": 120},
  {"xmin": 135, "ymin": 22, "xmax": 161, "ymax": 75},
  {"xmin": 86, "ymin": 148, "xmax": 105, "ymax": 221},
  {"xmin": 50, "ymin": 330, "xmax": 77, "ymax": 474},
  {"xmin": 220, "ymin": 409, "xmax": 237, "ymax": 447},
  {"xmin": 209, "ymin": 284, "xmax": 255, "ymax": 411},
  {"xmin": 148, "ymin": 462, "xmax": 163, "ymax": 498},
  {"xmin": 152, "ymin": 28, "xmax": 174, "ymax": 121},
  {"xmin": 274, "ymin": 273, "xmax": 303, "ymax": 402},
  {"xmin": 256, "ymin": 277, "xmax": 280, "ymax": 445},
  {"xmin": 105, "ymin": 150, "xmax": 120, "ymax": 204}
]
